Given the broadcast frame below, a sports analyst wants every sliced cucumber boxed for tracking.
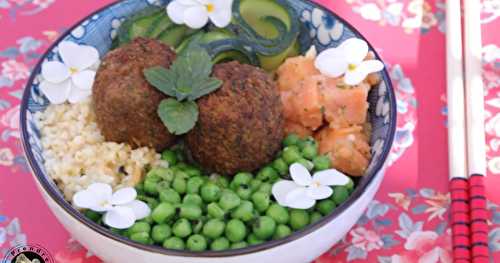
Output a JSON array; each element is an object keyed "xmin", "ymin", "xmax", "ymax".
[
  {"xmin": 129, "ymin": 11, "xmax": 163, "ymax": 40},
  {"xmin": 148, "ymin": 14, "xmax": 173, "ymax": 38},
  {"xmin": 259, "ymin": 39, "xmax": 299, "ymax": 71},
  {"xmin": 213, "ymin": 50, "xmax": 250, "ymax": 64},
  {"xmin": 158, "ymin": 26, "xmax": 189, "ymax": 47},
  {"xmin": 117, "ymin": 7, "xmax": 163, "ymax": 45},
  {"xmin": 240, "ymin": 0, "xmax": 290, "ymax": 39},
  {"xmin": 200, "ymin": 30, "xmax": 235, "ymax": 43}
]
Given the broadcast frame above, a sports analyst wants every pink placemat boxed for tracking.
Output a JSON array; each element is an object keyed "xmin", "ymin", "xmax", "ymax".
[{"xmin": 0, "ymin": 0, "xmax": 499, "ymax": 262}]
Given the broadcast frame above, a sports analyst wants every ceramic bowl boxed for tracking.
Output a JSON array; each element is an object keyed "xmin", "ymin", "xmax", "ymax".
[{"xmin": 20, "ymin": 0, "xmax": 396, "ymax": 262}]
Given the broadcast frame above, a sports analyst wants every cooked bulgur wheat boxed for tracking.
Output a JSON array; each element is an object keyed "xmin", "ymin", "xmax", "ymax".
[{"xmin": 35, "ymin": 99, "xmax": 165, "ymax": 200}]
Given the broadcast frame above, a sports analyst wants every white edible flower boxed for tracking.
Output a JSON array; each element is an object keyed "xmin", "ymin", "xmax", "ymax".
[
  {"xmin": 272, "ymin": 163, "xmax": 350, "ymax": 209},
  {"xmin": 314, "ymin": 38, "xmax": 384, "ymax": 86},
  {"xmin": 73, "ymin": 183, "xmax": 150, "ymax": 229},
  {"xmin": 40, "ymin": 41, "xmax": 99, "ymax": 104},
  {"xmin": 167, "ymin": 0, "xmax": 233, "ymax": 29}
]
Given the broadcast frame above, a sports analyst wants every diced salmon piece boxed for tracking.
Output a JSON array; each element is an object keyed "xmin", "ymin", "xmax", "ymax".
[
  {"xmin": 276, "ymin": 56, "xmax": 320, "ymax": 92},
  {"xmin": 320, "ymin": 82, "xmax": 370, "ymax": 129},
  {"xmin": 315, "ymin": 126, "xmax": 371, "ymax": 176},
  {"xmin": 284, "ymin": 121, "xmax": 313, "ymax": 138},
  {"xmin": 289, "ymin": 76, "xmax": 324, "ymax": 130}
]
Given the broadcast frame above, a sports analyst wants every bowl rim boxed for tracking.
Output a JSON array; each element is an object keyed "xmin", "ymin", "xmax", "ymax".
[{"xmin": 20, "ymin": 0, "xmax": 397, "ymax": 258}]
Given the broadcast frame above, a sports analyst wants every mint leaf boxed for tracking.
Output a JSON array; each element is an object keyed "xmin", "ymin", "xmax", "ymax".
[
  {"xmin": 157, "ymin": 98, "xmax": 198, "ymax": 135},
  {"xmin": 143, "ymin": 66, "xmax": 177, "ymax": 97},
  {"xmin": 188, "ymin": 78, "xmax": 223, "ymax": 100}
]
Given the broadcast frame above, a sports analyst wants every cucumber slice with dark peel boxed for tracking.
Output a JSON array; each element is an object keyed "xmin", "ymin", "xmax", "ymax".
[
  {"xmin": 213, "ymin": 50, "xmax": 250, "ymax": 64},
  {"xmin": 204, "ymin": 39, "xmax": 260, "ymax": 66},
  {"xmin": 149, "ymin": 14, "xmax": 173, "ymax": 38},
  {"xmin": 129, "ymin": 11, "xmax": 164, "ymax": 40},
  {"xmin": 200, "ymin": 30, "xmax": 236, "ymax": 43},
  {"xmin": 259, "ymin": 39, "xmax": 299, "ymax": 71},
  {"xmin": 176, "ymin": 31, "xmax": 205, "ymax": 54},
  {"xmin": 117, "ymin": 7, "xmax": 163, "ymax": 45},
  {"xmin": 158, "ymin": 26, "xmax": 188, "ymax": 47}
]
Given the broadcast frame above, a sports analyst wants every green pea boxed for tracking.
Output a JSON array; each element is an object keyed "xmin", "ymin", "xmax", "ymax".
[
  {"xmin": 201, "ymin": 182, "xmax": 221, "ymax": 202},
  {"xmin": 332, "ymin": 186, "xmax": 350, "ymax": 205},
  {"xmin": 130, "ymin": 232, "xmax": 150, "ymax": 245},
  {"xmin": 313, "ymin": 155, "xmax": 331, "ymax": 171},
  {"xmin": 302, "ymin": 144, "xmax": 318, "ymax": 160},
  {"xmin": 231, "ymin": 201, "xmax": 254, "ymax": 222},
  {"xmin": 345, "ymin": 178, "xmax": 354, "ymax": 192},
  {"xmin": 185, "ymin": 167, "xmax": 202, "ymax": 177},
  {"xmin": 152, "ymin": 224, "xmax": 172, "ymax": 243},
  {"xmin": 128, "ymin": 222, "xmax": 151, "ymax": 235},
  {"xmin": 273, "ymin": 224, "xmax": 292, "ymax": 239},
  {"xmin": 249, "ymin": 179, "xmax": 262, "ymax": 192},
  {"xmin": 310, "ymin": 212, "xmax": 322, "ymax": 224},
  {"xmin": 297, "ymin": 137, "xmax": 316, "ymax": 150},
  {"xmin": 156, "ymin": 181, "xmax": 171, "ymax": 193},
  {"xmin": 297, "ymin": 158, "xmax": 314, "ymax": 171},
  {"xmin": 219, "ymin": 190, "xmax": 241, "ymax": 211},
  {"xmin": 174, "ymin": 170, "xmax": 190, "ymax": 180},
  {"xmin": 183, "ymin": 194, "xmax": 203, "ymax": 206},
  {"xmin": 145, "ymin": 169, "xmax": 162, "ymax": 182},
  {"xmin": 253, "ymin": 216, "xmax": 276, "ymax": 240},
  {"xmin": 159, "ymin": 189, "xmax": 181, "ymax": 204},
  {"xmin": 152, "ymin": 202, "xmax": 175, "ymax": 224},
  {"xmin": 186, "ymin": 177, "xmax": 204, "ymax": 194},
  {"xmin": 193, "ymin": 219, "xmax": 205, "ymax": 234},
  {"xmin": 256, "ymin": 166, "xmax": 278, "ymax": 182},
  {"xmin": 161, "ymin": 150, "xmax": 178, "ymax": 166},
  {"xmin": 180, "ymin": 203, "xmax": 202, "ymax": 220},
  {"xmin": 175, "ymin": 162, "xmax": 189, "ymax": 170},
  {"xmin": 144, "ymin": 179, "xmax": 159, "ymax": 195},
  {"xmin": 266, "ymin": 204, "xmax": 289, "ymax": 224},
  {"xmin": 231, "ymin": 241, "xmax": 248, "ymax": 249},
  {"xmin": 257, "ymin": 183, "xmax": 272, "ymax": 194},
  {"xmin": 172, "ymin": 177, "xmax": 187, "ymax": 194},
  {"xmin": 225, "ymin": 219, "xmax": 247, "ymax": 242},
  {"xmin": 283, "ymin": 133, "xmax": 300, "ymax": 147},
  {"xmin": 230, "ymin": 241, "xmax": 248, "ymax": 249},
  {"xmin": 173, "ymin": 218, "xmax": 192, "ymax": 238},
  {"xmin": 236, "ymin": 185, "xmax": 252, "ymax": 200},
  {"xmin": 232, "ymin": 172, "xmax": 252, "ymax": 188},
  {"xmin": 251, "ymin": 192, "xmax": 270, "ymax": 213},
  {"xmin": 247, "ymin": 233, "xmax": 264, "ymax": 245},
  {"xmin": 207, "ymin": 202, "xmax": 225, "ymax": 219},
  {"xmin": 84, "ymin": 210, "xmax": 101, "ymax": 222},
  {"xmin": 140, "ymin": 215, "xmax": 154, "ymax": 225},
  {"xmin": 163, "ymin": 236, "xmax": 185, "ymax": 250},
  {"xmin": 211, "ymin": 237, "xmax": 230, "ymax": 251},
  {"xmin": 290, "ymin": 209, "xmax": 310, "ymax": 230},
  {"xmin": 138, "ymin": 195, "xmax": 159, "ymax": 209},
  {"xmin": 202, "ymin": 219, "xmax": 225, "ymax": 239},
  {"xmin": 271, "ymin": 158, "xmax": 288, "ymax": 176},
  {"xmin": 186, "ymin": 234, "xmax": 207, "ymax": 251},
  {"xmin": 149, "ymin": 167, "xmax": 174, "ymax": 181},
  {"xmin": 282, "ymin": 146, "xmax": 302, "ymax": 164},
  {"xmin": 317, "ymin": 199, "xmax": 336, "ymax": 215}
]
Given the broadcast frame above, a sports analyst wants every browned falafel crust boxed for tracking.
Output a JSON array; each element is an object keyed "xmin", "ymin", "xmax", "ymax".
[
  {"xmin": 186, "ymin": 61, "xmax": 285, "ymax": 175},
  {"xmin": 93, "ymin": 38, "xmax": 177, "ymax": 151}
]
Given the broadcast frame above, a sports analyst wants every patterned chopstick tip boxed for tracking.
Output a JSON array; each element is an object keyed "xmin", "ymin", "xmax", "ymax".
[
  {"xmin": 469, "ymin": 174, "xmax": 489, "ymax": 263},
  {"xmin": 450, "ymin": 178, "xmax": 471, "ymax": 262}
]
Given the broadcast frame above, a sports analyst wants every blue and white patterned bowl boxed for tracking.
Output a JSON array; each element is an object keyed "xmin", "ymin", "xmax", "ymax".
[{"xmin": 20, "ymin": 0, "xmax": 396, "ymax": 262}]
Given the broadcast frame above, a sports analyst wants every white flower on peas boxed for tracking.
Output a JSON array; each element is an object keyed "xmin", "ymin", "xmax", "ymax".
[
  {"xmin": 272, "ymin": 163, "xmax": 350, "ymax": 209},
  {"xmin": 73, "ymin": 183, "xmax": 150, "ymax": 229},
  {"xmin": 167, "ymin": 0, "xmax": 233, "ymax": 29},
  {"xmin": 314, "ymin": 38, "xmax": 384, "ymax": 86},
  {"xmin": 40, "ymin": 41, "xmax": 100, "ymax": 104}
]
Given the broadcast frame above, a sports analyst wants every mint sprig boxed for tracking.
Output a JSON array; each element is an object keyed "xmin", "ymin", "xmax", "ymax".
[{"xmin": 144, "ymin": 46, "xmax": 222, "ymax": 135}]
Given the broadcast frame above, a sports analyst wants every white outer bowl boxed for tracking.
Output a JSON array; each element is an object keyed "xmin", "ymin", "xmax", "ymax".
[{"xmin": 34, "ymin": 166, "xmax": 385, "ymax": 263}]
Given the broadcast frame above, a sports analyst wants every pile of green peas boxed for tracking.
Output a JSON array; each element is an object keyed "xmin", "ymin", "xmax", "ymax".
[{"xmin": 84, "ymin": 134, "xmax": 355, "ymax": 252}]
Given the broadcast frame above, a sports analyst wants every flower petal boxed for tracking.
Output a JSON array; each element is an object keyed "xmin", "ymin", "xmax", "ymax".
[
  {"xmin": 73, "ymin": 190, "xmax": 100, "ymax": 209},
  {"xmin": 67, "ymin": 87, "xmax": 92, "ymax": 104},
  {"xmin": 167, "ymin": 1, "xmax": 189, "ymax": 24},
  {"xmin": 179, "ymin": 0, "xmax": 201, "ymax": 5},
  {"xmin": 344, "ymin": 66, "xmax": 369, "ymax": 86},
  {"xmin": 339, "ymin": 38, "xmax": 368, "ymax": 65},
  {"xmin": 359, "ymin": 60, "xmax": 384, "ymax": 74},
  {"xmin": 111, "ymin": 187, "xmax": 137, "ymax": 206},
  {"xmin": 272, "ymin": 180, "xmax": 301, "ymax": 207},
  {"xmin": 88, "ymin": 183, "xmax": 113, "ymax": 197},
  {"xmin": 290, "ymin": 163, "xmax": 313, "ymax": 186},
  {"xmin": 285, "ymin": 187, "xmax": 316, "ymax": 209},
  {"xmin": 306, "ymin": 185, "xmax": 333, "ymax": 200},
  {"xmin": 71, "ymin": 70, "xmax": 95, "ymax": 91},
  {"xmin": 39, "ymin": 79, "xmax": 71, "ymax": 104},
  {"xmin": 124, "ymin": 200, "xmax": 151, "ymax": 220},
  {"xmin": 183, "ymin": 5, "xmax": 209, "ymax": 29},
  {"xmin": 58, "ymin": 41, "xmax": 99, "ymax": 71},
  {"xmin": 41, "ymin": 61, "xmax": 70, "ymax": 84},
  {"xmin": 312, "ymin": 169, "xmax": 350, "ymax": 186},
  {"xmin": 315, "ymin": 47, "xmax": 348, "ymax": 78},
  {"xmin": 103, "ymin": 206, "xmax": 136, "ymax": 229},
  {"xmin": 208, "ymin": 0, "xmax": 232, "ymax": 28}
]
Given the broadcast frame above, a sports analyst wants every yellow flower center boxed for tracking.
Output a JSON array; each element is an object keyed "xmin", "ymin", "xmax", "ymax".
[
  {"xmin": 206, "ymin": 3, "xmax": 215, "ymax": 13},
  {"xmin": 348, "ymin": 64, "xmax": 357, "ymax": 71},
  {"xmin": 312, "ymin": 181, "xmax": 321, "ymax": 187},
  {"xmin": 99, "ymin": 200, "xmax": 109, "ymax": 207},
  {"xmin": 69, "ymin": 67, "xmax": 78, "ymax": 74}
]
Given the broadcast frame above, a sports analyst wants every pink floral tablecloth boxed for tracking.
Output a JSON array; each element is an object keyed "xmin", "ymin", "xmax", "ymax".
[{"xmin": 1, "ymin": 0, "xmax": 499, "ymax": 262}]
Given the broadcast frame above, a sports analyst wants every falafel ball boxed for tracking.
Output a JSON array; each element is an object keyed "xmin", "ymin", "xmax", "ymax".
[
  {"xmin": 93, "ymin": 38, "xmax": 177, "ymax": 151},
  {"xmin": 186, "ymin": 61, "xmax": 285, "ymax": 175}
]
